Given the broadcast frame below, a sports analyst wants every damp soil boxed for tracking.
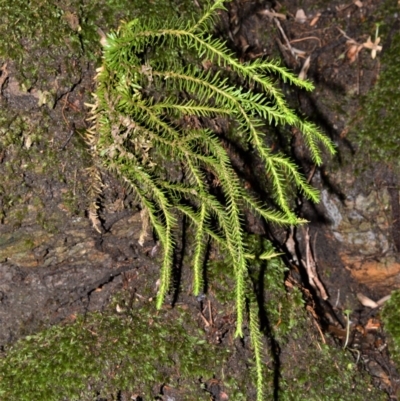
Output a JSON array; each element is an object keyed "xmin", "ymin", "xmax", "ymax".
[{"xmin": 0, "ymin": 0, "xmax": 400, "ymax": 400}]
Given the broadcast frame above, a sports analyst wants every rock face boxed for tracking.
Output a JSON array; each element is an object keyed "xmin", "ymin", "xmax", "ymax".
[
  {"xmin": 291, "ymin": 162, "xmax": 400, "ymax": 314},
  {"xmin": 336, "ymin": 191, "xmax": 400, "ymax": 290},
  {"xmin": 0, "ymin": 209, "xmax": 158, "ymax": 345}
]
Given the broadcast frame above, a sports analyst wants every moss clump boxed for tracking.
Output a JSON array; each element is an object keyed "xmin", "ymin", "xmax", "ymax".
[
  {"xmin": 382, "ymin": 290, "xmax": 400, "ymax": 368},
  {"xmin": 0, "ymin": 270, "xmax": 387, "ymax": 401},
  {"xmin": 0, "ymin": 304, "xmax": 239, "ymax": 401},
  {"xmin": 0, "ymin": 0, "xmax": 83, "ymax": 90},
  {"xmin": 279, "ymin": 316, "xmax": 387, "ymax": 401}
]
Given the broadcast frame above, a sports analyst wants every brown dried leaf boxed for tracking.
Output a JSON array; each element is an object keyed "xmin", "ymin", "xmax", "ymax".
[
  {"xmin": 365, "ymin": 318, "xmax": 381, "ymax": 331},
  {"xmin": 310, "ymin": 13, "xmax": 321, "ymax": 26},
  {"xmin": 357, "ymin": 293, "xmax": 378, "ymax": 308},
  {"xmin": 346, "ymin": 43, "xmax": 363, "ymax": 63},
  {"xmin": 64, "ymin": 11, "xmax": 81, "ymax": 32},
  {"xmin": 89, "ymin": 203, "xmax": 102, "ymax": 233}
]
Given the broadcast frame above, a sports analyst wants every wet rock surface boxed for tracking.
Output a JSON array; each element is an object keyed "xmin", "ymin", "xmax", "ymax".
[
  {"xmin": 315, "ymin": 166, "xmax": 400, "ymax": 296},
  {"xmin": 0, "ymin": 210, "xmax": 158, "ymax": 345}
]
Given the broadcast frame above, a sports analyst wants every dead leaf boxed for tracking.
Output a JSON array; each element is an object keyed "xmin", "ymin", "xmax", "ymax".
[
  {"xmin": 310, "ymin": 13, "xmax": 321, "ymax": 26},
  {"xmin": 289, "ymin": 47, "xmax": 307, "ymax": 57},
  {"xmin": 219, "ymin": 391, "xmax": 229, "ymax": 400},
  {"xmin": 0, "ymin": 63, "xmax": 8, "ymax": 93},
  {"xmin": 201, "ymin": 59, "xmax": 213, "ymax": 70},
  {"xmin": 97, "ymin": 28, "xmax": 107, "ymax": 47},
  {"xmin": 24, "ymin": 135, "xmax": 33, "ymax": 150},
  {"xmin": 357, "ymin": 293, "xmax": 378, "ymax": 308},
  {"xmin": 138, "ymin": 208, "xmax": 150, "ymax": 246},
  {"xmin": 376, "ymin": 294, "xmax": 391, "ymax": 306},
  {"xmin": 346, "ymin": 42, "xmax": 363, "ymax": 63},
  {"xmin": 365, "ymin": 318, "xmax": 381, "ymax": 331},
  {"xmin": 89, "ymin": 204, "xmax": 102, "ymax": 233}
]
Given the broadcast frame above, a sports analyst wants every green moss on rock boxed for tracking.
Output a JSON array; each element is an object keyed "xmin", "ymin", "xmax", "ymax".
[
  {"xmin": 0, "ymin": 0, "xmax": 198, "ymax": 90},
  {"xmin": 0, "ymin": 303, "xmax": 247, "ymax": 401},
  {"xmin": 350, "ymin": 4, "xmax": 400, "ymax": 170},
  {"xmin": 382, "ymin": 290, "xmax": 400, "ymax": 368}
]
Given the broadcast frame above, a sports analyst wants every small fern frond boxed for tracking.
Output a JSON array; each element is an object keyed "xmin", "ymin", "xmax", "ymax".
[
  {"xmin": 156, "ymin": 219, "xmax": 175, "ymax": 308},
  {"xmin": 268, "ymin": 153, "xmax": 320, "ymax": 202},
  {"xmin": 258, "ymin": 250, "xmax": 283, "ymax": 260},
  {"xmin": 175, "ymin": 203, "xmax": 225, "ymax": 246}
]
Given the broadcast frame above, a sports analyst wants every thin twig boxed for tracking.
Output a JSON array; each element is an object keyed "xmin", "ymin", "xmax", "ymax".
[
  {"xmin": 289, "ymin": 36, "xmax": 322, "ymax": 47},
  {"xmin": 312, "ymin": 317, "xmax": 326, "ymax": 345},
  {"xmin": 274, "ymin": 18, "xmax": 298, "ymax": 58},
  {"xmin": 59, "ymin": 128, "xmax": 75, "ymax": 151},
  {"xmin": 303, "ymin": 227, "xmax": 328, "ymax": 300}
]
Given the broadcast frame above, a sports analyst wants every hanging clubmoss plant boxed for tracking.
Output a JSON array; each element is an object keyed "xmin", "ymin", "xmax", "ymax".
[{"xmin": 86, "ymin": 0, "xmax": 335, "ymax": 398}]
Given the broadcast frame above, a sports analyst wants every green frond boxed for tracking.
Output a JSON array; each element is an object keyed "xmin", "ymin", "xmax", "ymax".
[
  {"xmin": 184, "ymin": 156, "xmax": 207, "ymax": 190},
  {"xmin": 268, "ymin": 153, "xmax": 320, "ymax": 202},
  {"xmin": 242, "ymin": 193, "xmax": 300, "ymax": 225},
  {"xmin": 249, "ymin": 300, "xmax": 265, "ymax": 401},
  {"xmin": 258, "ymin": 250, "xmax": 284, "ymax": 260},
  {"xmin": 234, "ymin": 252, "xmax": 247, "ymax": 338},
  {"xmin": 296, "ymin": 119, "xmax": 336, "ymax": 165},
  {"xmin": 246, "ymin": 58, "xmax": 315, "ymax": 91},
  {"xmin": 107, "ymin": 158, "xmax": 177, "ymax": 308},
  {"xmin": 188, "ymin": 0, "xmax": 230, "ymax": 34},
  {"xmin": 156, "ymin": 220, "xmax": 175, "ymax": 308},
  {"xmin": 192, "ymin": 204, "xmax": 208, "ymax": 295},
  {"xmin": 175, "ymin": 204, "xmax": 225, "ymax": 246},
  {"xmin": 151, "ymin": 99, "xmax": 231, "ymax": 118},
  {"xmin": 159, "ymin": 180, "xmax": 240, "ymax": 262},
  {"xmin": 245, "ymin": 250, "xmax": 284, "ymax": 260},
  {"xmin": 264, "ymin": 156, "xmax": 293, "ymax": 215}
]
